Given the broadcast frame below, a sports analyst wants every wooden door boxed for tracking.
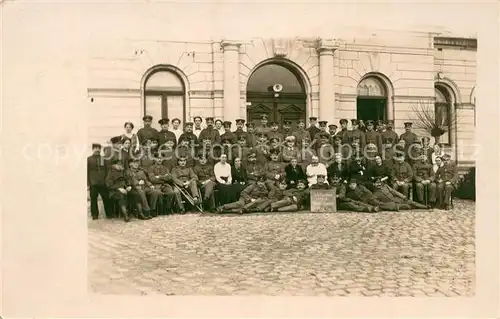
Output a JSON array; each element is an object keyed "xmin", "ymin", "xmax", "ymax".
[{"xmin": 247, "ymin": 97, "xmax": 306, "ymax": 129}]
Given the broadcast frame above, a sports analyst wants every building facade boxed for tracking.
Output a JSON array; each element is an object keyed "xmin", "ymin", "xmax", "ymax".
[{"xmin": 88, "ymin": 30, "xmax": 476, "ymax": 167}]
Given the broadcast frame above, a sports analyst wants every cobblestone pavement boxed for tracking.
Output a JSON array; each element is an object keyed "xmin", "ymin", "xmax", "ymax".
[{"xmin": 88, "ymin": 200, "xmax": 475, "ymax": 296}]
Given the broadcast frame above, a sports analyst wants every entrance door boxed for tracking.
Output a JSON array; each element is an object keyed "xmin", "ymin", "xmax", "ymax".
[
  {"xmin": 356, "ymin": 97, "xmax": 387, "ymax": 122},
  {"xmin": 247, "ymin": 98, "xmax": 306, "ymax": 130},
  {"xmin": 246, "ymin": 62, "xmax": 307, "ymax": 129}
]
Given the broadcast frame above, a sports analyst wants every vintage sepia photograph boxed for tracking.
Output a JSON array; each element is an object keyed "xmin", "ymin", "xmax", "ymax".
[{"xmin": 87, "ymin": 28, "xmax": 477, "ymax": 297}]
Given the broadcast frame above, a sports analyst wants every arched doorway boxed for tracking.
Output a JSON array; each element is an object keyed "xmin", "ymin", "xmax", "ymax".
[
  {"xmin": 356, "ymin": 76, "xmax": 388, "ymax": 122},
  {"xmin": 434, "ymin": 85, "xmax": 452, "ymax": 145},
  {"xmin": 143, "ymin": 66, "xmax": 186, "ymax": 130},
  {"xmin": 246, "ymin": 62, "xmax": 307, "ymax": 129}
]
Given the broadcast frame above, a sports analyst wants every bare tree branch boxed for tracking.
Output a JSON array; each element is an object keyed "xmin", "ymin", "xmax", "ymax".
[{"xmin": 410, "ymin": 99, "xmax": 462, "ymax": 138}]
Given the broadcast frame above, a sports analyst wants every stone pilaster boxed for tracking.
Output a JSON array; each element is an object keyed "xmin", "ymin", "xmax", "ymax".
[
  {"xmin": 221, "ymin": 40, "xmax": 241, "ymax": 123},
  {"xmin": 317, "ymin": 39, "xmax": 338, "ymax": 124}
]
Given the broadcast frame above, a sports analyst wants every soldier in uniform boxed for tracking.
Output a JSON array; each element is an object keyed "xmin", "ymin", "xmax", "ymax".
[
  {"xmin": 245, "ymin": 122, "xmax": 258, "ymax": 147},
  {"xmin": 300, "ymin": 138, "xmax": 317, "ymax": 171},
  {"xmin": 233, "ymin": 118, "xmax": 248, "ymax": 142},
  {"xmin": 251, "ymin": 179, "xmax": 289, "ymax": 212},
  {"xmin": 435, "ymin": 153, "xmax": 458, "ymax": 210},
  {"xmin": 331, "ymin": 176, "xmax": 377, "ymax": 212},
  {"xmin": 269, "ymin": 137, "xmax": 282, "ymax": 157},
  {"xmin": 159, "ymin": 140, "xmax": 177, "ymax": 172},
  {"xmin": 88, "ymin": 143, "xmax": 112, "ymax": 219},
  {"xmin": 193, "ymin": 116, "xmax": 203, "ymax": 139},
  {"xmin": 267, "ymin": 121, "xmax": 284, "ymax": 144},
  {"xmin": 103, "ymin": 136, "xmax": 123, "ymax": 170},
  {"xmin": 176, "ymin": 137, "xmax": 195, "ymax": 168},
  {"xmin": 264, "ymin": 149, "xmax": 286, "ymax": 190},
  {"xmin": 269, "ymin": 180, "xmax": 308, "ymax": 212},
  {"xmin": 245, "ymin": 151, "xmax": 264, "ymax": 184},
  {"xmin": 412, "ymin": 153, "xmax": 437, "ymax": 206},
  {"xmin": 256, "ymin": 114, "xmax": 271, "ymax": 137},
  {"xmin": 399, "ymin": 122, "xmax": 419, "ymax": 162},
  {"xmin": 178, "ymin": 122, "xmax": 198, "ymax": 147},
  {"xmin": 421, "ymin": 136, "xmax": 434, "ymax": 164},
  {"xmin": 364, "ymin": 120, "xmax": 382, "ymax": 155},
  {"xmin": 234, "ymin": 135, "xmax": 253, "ymax": 165},
  {"xmin": 193, "ymin": 154, "xmax": 217, "ymax": 212},
  {"xmin": 307, "ymin": 117, "xmax": 321, "ymax": 144},
  {"xmin": 199, "ymin": 117, "xmax": 221, "ymax": 145},
  {"xmin": 126, "ymin": 158, "xmax": 162, "ymax": 219},
  {"xmin": 345, "ymin": 178, "xmax": 398, "ymax": 211},
  {"xmin": 317, "ymin": 132, "xmax": 335, "ymax": 166},
  {"xmin": 120, "ymin": 137, "xmax": 133, "ymax": 171},
  {"xmin": 139, "ymin": 138, "xmax": 157, "ymax": 171},
  {"xmin": 293, "ymin": 119, "xmax": 311, "ymax": 148},
  {"xmin": 391, "ymin": 153, "xmax": 414, "ymax": 198},
  {"xmin": 381, "ymin": 120, "xmax": 399, "ymax": 148},
  {"xmin": 358, "ymin": 119, "xmax": 367, "ymax": 133},
  {"xmin": 328, "ymin": 124, "xmax": 338, "ymax": 145},
  {"xmin": 216, "ymin": 176, "xmax": 270, "ymax": 214},
  {"xmin": 105, "ymin": 159, "xmax": 132, "ymax": 222},
  {"xmin": 371, "ymin": 177, "xmax": 428, "ymax": 210},
  {"xmin": 158, "ymin": 118, "xmax": 178, "ymax": 149},
  {"xmin": 254, "ymin": 132, "xmax": 270, "ymax": 165},
  {"xmin": 281, "ymin": 120, "xmax": 294, "ymax": 139},
  {"xmin": 335, "ymin": 119, "xmax": 349, "ymax": 141},
  {"xmin": 137, "ymin": 115, "xmax": 159, "ymax": 145},
  {"xmin": 313, "ymin": 120, "xmax": 328, "ymax": 148},
  {"xmin": 147, "ymin": 154, "xmax": 175, "ymax": 215},
  {"xmin": 220, "ymin": 121, "xmax": 237, "ymax": 144},
  {"xmin": 281, "ymin": 135, "xmax": 301, "ymax": 164},
  {"xmin": 342, "ymin": 119, "xmax": 366, "ymax": 150},
  {"xmin": 171, "ymin": 156, "xmax": 201, "ymax": 213}
]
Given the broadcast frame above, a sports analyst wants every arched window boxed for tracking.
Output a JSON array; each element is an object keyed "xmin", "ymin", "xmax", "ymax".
[
  {"xmin": 356, "ymin": 76, "xmax": 388, "ymax": 121},
  {"xmin": 357, "ymin": 77, "xmax": 387, "ymax": 97},
  {"xmin": 143, "ymin": 68, "xmax": 186, "ymax": 130},
  {"xmin": 435, "ymin": 85, "xmax": 451, "ymax": 145}
]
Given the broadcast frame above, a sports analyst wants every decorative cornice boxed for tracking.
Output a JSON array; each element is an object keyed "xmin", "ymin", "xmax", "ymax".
[
  {"xmin": 87, "ymin": 88, "xmax": 141, "ymax": 97},
  {"xmin": 434, "ymin": 36, "xmax": 477, "ymax": 50},
  {"xmin": 317, "ymin": 39, "xmax": 339, "ymax": 54},
  {"xmin": 456, "ymin": 103, "xmax": 475, "ymax": 109},
  {"xmin": 220, "ymin": 40, "xmax": 242, "ymax": 51}
]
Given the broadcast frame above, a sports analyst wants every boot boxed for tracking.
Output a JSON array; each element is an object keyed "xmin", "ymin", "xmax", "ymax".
[
  {"xmin": 144, "ymin": 210, "xmax": 153, "ymax": 219},
  {"xmin": 136, "ymin": 203, "xmax": 147, "ymax": 220},
  {"xmin": 120, "ymin": 205, "xmax": 130, "ymax": 222}
]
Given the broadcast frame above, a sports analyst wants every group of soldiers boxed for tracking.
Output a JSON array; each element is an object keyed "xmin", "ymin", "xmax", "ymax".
[{"xmin": 87, "ymin": 113, "xmax": 459, "ymax": 221}]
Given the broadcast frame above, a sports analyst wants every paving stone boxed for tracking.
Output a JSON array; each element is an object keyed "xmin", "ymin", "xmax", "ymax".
[{"xmin": 88, "ymin": 200, "xmax": 475, "ymax": 296}]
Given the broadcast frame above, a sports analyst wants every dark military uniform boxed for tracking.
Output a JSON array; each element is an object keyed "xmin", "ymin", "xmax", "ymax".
[
  {"xmin": 88, "ymin": 146, "xmax": 112, "ymax": 219},
  {"xmin": 199, "ymin": 117, "xmax": 221, "ymax": 144},
  {"xmin": 435, "ymin": 161, "xmax": 458, "ymax": 209},
  {"xmin": 193, "ymin": 161, "xmax": 216, "ymax": 210},
  {"xmin": 175, "ymin": 145, "xmax": 195, "ymax": 168},
  {"xmin": 364, "ymin": 127, "xmax": 382, "ymax": 154},
  {"xmin": 178, "ymin": 131, "xmax": 198, "ymax": 147},
  {"xmin": 171, "ymin": 164, "xmax": 200, "ymax": 211},
  {"xmin": 233, "ymin": 128, "xmax": 248, "ymax": 143},
  {"xmin": 412, "ymin": 160, "xmax": 437, "ymax": 204},
  {"xmin": 158, "ymin": 129, "xmax": 177, "ymax": 148},
  {"xmin": 147, "ymin": 162, "xmax": 175, "ymax": 214},
  {"xmin": 218, "ymin": 181, "xmax": 270, "ymax": 213},
  {"xmin": 126, "ymin": 165, "xmax": 163, "ymax": 218},
  {"xmin": 281, "ymin": 145, "xmax": 301, "ymax": 163},
  {"xmin": 264, "ymin": 159, "xmax": 286, "ymax": 189},
  {"xmin": 105, "ymin": 161, "xmax": 131, "ymax": 221},
  {"xmin": 245, "ymin": 159, "xmax": 265, "ymax": 183},
  {"xmin": 137, "ymin": 115, "xmax": 159, "ymax": 145},
  {"xmin": 372, "ymin": 183, "xmax": 427, "ymax": 210},
  {"xmin": 334, "ymin": 182, "xmax": 375, "ymax": 212},
  {"xmin": 307, "ymin": 117, "xmax": 321, "ymax": 144},
  {"xmin": 284, "ymin": 163, "xmax": 307, "ymax": 188},
  {"xmin": 391, "ymin": 160, "xmax": 414, "ymax": 198},
  {"xmin": 345, "ymin": 182, "xmax": 399, "ymax": 211}
]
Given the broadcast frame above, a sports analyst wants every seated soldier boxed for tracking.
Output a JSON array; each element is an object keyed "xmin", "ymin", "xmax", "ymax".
[
  {"xmin": 330, "ymin": 175, "xmax": 377, "ymax": 212},
  {"xmin": 251, "ymin": 179, "xmax": 288, "ymax": 212},
  {"xmin": 412, "ymin": 153, "xmax": 437, "ymax": 206},
  {"xmin": 391, "ymin": 152, "xmax": 413, "ymax": 198},
  {"xmin": 158, "ymin": 139, "xmax": 177, "ymax": 171},
  {"xmin": 126, "ymin": 158, "xmax": 163, "ymax": 219},
  {"xmin": 216, "ymin": 176, "xmax": 270, "ymax": 214},
  {"xmin": 269, "ymin": 137, "xmax": 282, "ymax": 157},
  {"xmin": 435, "ymin": 153, "xmax": 458, "ymax": 210},
  {"xmin": 147, "ymin": 153, "xmax": 175, "ymax": 215},
  {"xmin": 193, "ymin": 154, "xmax": 216, "ymax": 212},
  {"xmin": 264, "ymin": 149, "xmax": 286, "ymax": 190},
  {"xmin": 347, "ymin": 155, "xmax": 368, "ymax": 185},
  {"xmin": 105, "ymin": 158, "xmax": 132, "ymax": 222},
  {"xmin": 254, "ymin": 133, "xmax": 270, "ymax": 165},
  {"xmin": 171, "ymin": 156, "xmax": 200, "ymax": 213},
  {"xmin": 285, "ymin": 157, "xmax": 307, "ymax": 189},
  {"xmin": 345, "ymin": 178, "xmax": 399, "ymax": 211},
  {"xmin": 245, "ymin": 151, "xmax": 264, "ymax": 184},
  {"xmin": 371, "ymin": 177, "xmax": 428, "ymax": 210},
  {"xmin": 270, "ymin": 179, "xmax": 308, "ymax": 212},
  {"xmin": 176, "ymin": 138, "xmax": 195, "ymax": 168},
  {"xmin": 281, "ymin": 135, "xmax": 301, "ymax": 164}
]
